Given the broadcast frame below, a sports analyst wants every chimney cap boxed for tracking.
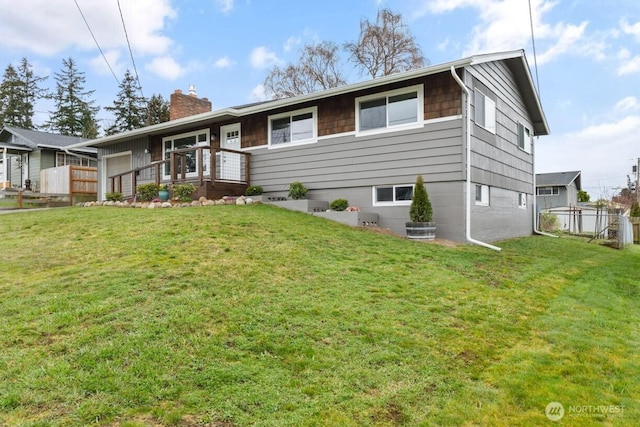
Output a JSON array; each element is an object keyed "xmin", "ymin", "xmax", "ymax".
[{"xmin": 174, "ymin": 89, "xmax": 182, "ymax": 94}]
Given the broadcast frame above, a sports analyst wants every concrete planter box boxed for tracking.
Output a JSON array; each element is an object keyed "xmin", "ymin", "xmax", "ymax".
[
  {"xmin": 314, "ymin": 211, "xmax": 379, "ymax": 227},
  {"xmin": 267, "ymin": 199, "xmax": 329, "ymax": 213}
]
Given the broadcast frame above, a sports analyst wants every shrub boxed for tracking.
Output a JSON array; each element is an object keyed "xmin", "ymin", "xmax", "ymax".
[
  {"xmin": 330, "ymin": 198, "xmax": 349, "ymax": 211},
  {"xmin": 105, "ymin": 191, "xmax": 123, "ymax": 202},
  {"xmin": 630, "ymin": 202, "xmax": 640, "ymax": 218},
  {"xmin": 409, "ymin": 175, "xmax": 432, "ymax": 222},
  {"xmin": 288, "ymin": 181, "xmax": 308, "ymax": 200},
  {"xmin": 136, "ymin": 183, "xmax": 159, "ymax": 202},
  {"xmin": 245, "ymin": 185, "xmax": 263, "ymax": 196},
  {"xmin": 540, "ymin": 212, "xmax": 560, "ymax": 232},
  {"xmin": 173, "ymin": 183, "xmax": 196, "ymax": 202}
]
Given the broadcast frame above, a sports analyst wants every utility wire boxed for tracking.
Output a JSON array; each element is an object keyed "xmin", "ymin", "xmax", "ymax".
[
  {"xmin": 528, "ymin": 0, "xmax": 541, "ymax": 100},
  {"xmin": 73, "ymin": 0, "xmax": 120, "ymax": 85},
  {"xmin": 116, "ymin": 0, "xmax": 146, "ymax": 102}
]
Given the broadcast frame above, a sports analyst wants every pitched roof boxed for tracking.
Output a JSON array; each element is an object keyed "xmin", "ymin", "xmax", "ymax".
[
  {"xmin": 536, "ymin": 171, "xmax": 582, "ymax": 189},
  {"xmin": 67, "ymin": 49, "xmax": 549, "ymax": 149},
  {"xmin": 0, "ymin": 126, "xmax": 96, "ymax": 153}
]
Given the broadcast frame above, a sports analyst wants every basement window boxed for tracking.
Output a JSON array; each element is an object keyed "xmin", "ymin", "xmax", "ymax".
[
  {"xmin": 373, "ymin": 184, "xmax": 414, "ymax": 206},
  {"xmin": 475, "ymin": 184, "xmax": 489, "ymax": 206}
]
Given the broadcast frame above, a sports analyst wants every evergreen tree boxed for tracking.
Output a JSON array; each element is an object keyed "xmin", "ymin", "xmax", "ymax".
[
  {"xmin": 45, "ymin": 57, "xmax": 100, "ymax": 138},
  {"xmin": 0, "ymin": 65, "xmax": 22, "ymax": 127},
  {"xmin": 146, "ymin": 93, "xmax": 170, "ymax": 125},
  {"xmin": 104, "ymin": 69, "xmax": 147, "ymax": 135},
  {"xmin": 0, "ymin": 58, "xmax": 48, "ymax": 129}
]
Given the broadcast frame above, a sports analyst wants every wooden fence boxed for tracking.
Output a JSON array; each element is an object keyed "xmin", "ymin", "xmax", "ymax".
[
  {"xmin": 40, "ymin": 165, "xmax": 97, "ymax": 205},
  {"xmin": 631, "ymin": 217, "xmax": 640, "ymax": 244}
]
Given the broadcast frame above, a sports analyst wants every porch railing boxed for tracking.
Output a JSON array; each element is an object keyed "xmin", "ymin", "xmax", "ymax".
[{"xmin": 107, "ymin": 146, "xmax": 250, "ymax": 197}]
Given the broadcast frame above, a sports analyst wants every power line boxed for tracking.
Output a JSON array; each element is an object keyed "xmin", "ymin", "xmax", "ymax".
[
  {"xmin": 528, "ymin": 0, "xmax": 541, "ymax": 100},
  {"xmin": 116, "ymin": 0, "xmax": 146, "ymax": 101},
  {"xmin": 73, "ymin": 0, "xmax": 120, "ymax": 86}
]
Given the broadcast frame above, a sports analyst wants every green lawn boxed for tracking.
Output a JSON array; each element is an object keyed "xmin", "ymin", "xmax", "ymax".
[{"xmin": 0, "ymin": 205, "xmax": 638, "ymax": 426}]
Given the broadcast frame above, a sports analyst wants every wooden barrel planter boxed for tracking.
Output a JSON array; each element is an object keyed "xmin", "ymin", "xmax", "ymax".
[{"xmin": 406, "ymin": 222, "xmax": 437, "ymax": 240}]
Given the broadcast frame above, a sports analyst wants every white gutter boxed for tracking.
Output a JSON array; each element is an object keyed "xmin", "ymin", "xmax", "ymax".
[
  {"xmin": 63, "ymin": 146, "xmax": 98, "ymax": 163},
  {"xmin": 450, "ymin": 66, "xmax": 501, "ymax": 251},
  {"xmin": 531, "ymin": 140, "xmax": 558, "ymax": 238}
]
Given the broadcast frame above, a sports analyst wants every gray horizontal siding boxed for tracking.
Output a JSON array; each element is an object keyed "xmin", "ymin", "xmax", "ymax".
[
  {"xmin": 466, "ymin": 63, "xmax": 534, "ymax": 194},
  {"xmin": 250, "ymin": 118, "xmax": 463, "ymax": 193}
]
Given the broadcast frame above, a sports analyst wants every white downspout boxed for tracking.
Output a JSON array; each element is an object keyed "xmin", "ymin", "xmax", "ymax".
[
  {"xmin": 2, "ymin": 147, "xmax": 6, "ymax": 190},
  {"xmin": 532, "ymin": 141, "xmax": 558, "ymax": 237},
  {"xmin": 450, "ymin": 66, "xmax": 501, "ymax": 251}
]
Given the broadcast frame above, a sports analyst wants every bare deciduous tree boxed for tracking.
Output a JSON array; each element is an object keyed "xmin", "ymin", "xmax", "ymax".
[
  {"xmin": 345, "ymin": 8, "xmax": 425, "ymax": 79},
  {"xmin": 264, "ymin": 41, "xmax": 346, "ymax": 99}
]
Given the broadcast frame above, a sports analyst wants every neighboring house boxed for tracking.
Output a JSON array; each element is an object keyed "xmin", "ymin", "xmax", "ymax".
[
  {"xmin": 67, "ymin": 50, "xmax": 549, "ymax": 243},
  {"xmin": 536, "ymin": 170, "xmax": 581, "ymax": 210},
  {"xmin": 0, "ymin": 126, "xmax": 97, "ymax": 191}
]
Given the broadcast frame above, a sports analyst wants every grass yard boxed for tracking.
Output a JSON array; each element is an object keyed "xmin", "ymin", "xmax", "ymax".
[{"xmin": 0, "ymin": 205, "xmax": 638, "ymax": 426}]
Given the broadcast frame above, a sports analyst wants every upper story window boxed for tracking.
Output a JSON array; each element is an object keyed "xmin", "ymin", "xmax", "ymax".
[
  {"xmin": 356, "ymin": 85, "xmax": 424, "ymax": 135},
  {"xmin": 475, "ymin": 89, "xmax": 496, "ymax": 134},
  {"xmin": 518, "ymin": 123, "xmax": 532, "ymax": 153},
  {"xmin": 537, "ymin": 186, "xmax": 559, "ymax": 196},
  {"xmin": 268, "ymin": 107, "xmax": 317, "ymax": 147}
]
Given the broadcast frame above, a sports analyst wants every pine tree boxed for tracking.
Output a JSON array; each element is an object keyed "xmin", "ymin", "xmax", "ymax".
[
  {"xmin": 104, "ymin": 69, "xmax": 147, "ymax": 135},
  {"xmin": 0, "ymin": 65, "xmax": 22, "ymax": 127},
  {"xmin": 45, "ymin": 57, "xmax": 100, "ymax": 138},
  {"xmin": 0, "ymin": 58, "xmax": 48, "ymax": 129},
  {"xmin": 146, "ymin": 94, "xmax": 170, "ymax": 125}
]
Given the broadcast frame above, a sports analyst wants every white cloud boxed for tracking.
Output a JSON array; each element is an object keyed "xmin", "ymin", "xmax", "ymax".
[
  {"xmin": 251, "ymin": 84, "xmax": 267, "ymax": 102},
  {"xmin": 284, "ymin": 36, "xmax": 301, "ymax": 53},
  {"xmin": 422, "ymin": 0, "xmax": 597, "ymax": 66},
  {"xmin": 89, "ymin": 49, "xmax": 124, "ymax": 77},
  {"xmin": 214, "ymin": 56, "xmax": 235, "ymax": 69},
  {"xmin": 0, "ymin": 0, "xmax": 176, "ymax": 56},
  {"xmin": 618, "ymin": 55, "xmax": 640, "ymax": 75},
  {"xmin": 217, "ymin": 0, "xmax": 234, "ymax": 14},
  {"xmin": 145, "ymin": 56, "xmax": 185, "ymax": 80},
  {"xmin": 615, "ymin": 97, "xmax": 640, "ymax": 113},
  {"xmin": 250, "ymin": 46, "xmax": 281, "ymax": 69},
  {"xmin": 621, "ymin": 19, "xmax": 640, "ymax": 42},
  {"xmin": 537, "ymin": 114, "xmax": 640, "ymax": 195}
]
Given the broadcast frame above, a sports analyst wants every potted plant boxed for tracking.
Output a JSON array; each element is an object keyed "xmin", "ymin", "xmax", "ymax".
[
  {"xmin": 158, "ymin": 184, "xmax": 170, "ymax": 201},
  {"xmin": 406, "ymin": 175, "xmax": 436, "ymax": 240}
]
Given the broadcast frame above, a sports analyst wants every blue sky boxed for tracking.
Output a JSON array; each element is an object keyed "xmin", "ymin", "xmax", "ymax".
[{"xmin": 0, "ymin": 0, "xmax": 638, "ymax": 198}]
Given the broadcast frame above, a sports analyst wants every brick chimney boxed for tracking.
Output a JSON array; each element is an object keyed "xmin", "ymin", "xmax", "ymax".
[{"xmin": 170, "ymin": 85, "xmax": 212, "ymax": 120}]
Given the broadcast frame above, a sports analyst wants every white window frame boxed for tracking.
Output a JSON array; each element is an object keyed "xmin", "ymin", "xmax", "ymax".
[
  {"xmin": 518, "ymin": 122, "xmax": 532, "ymax": 153},
  {"xmin": 268, "ymin": 106, "xmax": 318, "ymax": 148},
  {"xmin": 372, "ymin": 184, "xmax": 415, "ymax": 206},
  {"xmin": 475, "ymin": 184, "xmax": 490, "ymax": 206},
  {"xmin": 518, "ymin": 193, "xmax": 527, "ymax": 209},
  {"xmin": 355, "ymin": 84, "xmax": 424, "ymax": 136},
  {"xmin": 475, "ymin": 89, "xmax": 496, "ymax": 134},
  {"xmin": 56, "ymin": 152, "xmax": 94, "ymax": 167},
  {"xmin": 537, "ymin": 186, "xmax": 559, "ymax": 196},
  {"xmin": 162, "ymin": 128, "xmax": 210, "ymax": 180}
]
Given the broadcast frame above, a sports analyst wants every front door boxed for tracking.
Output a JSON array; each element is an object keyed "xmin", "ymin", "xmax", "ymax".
[{"xmin": 219, "ymin": 123, "xmax": 241, "ymax": 181}]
